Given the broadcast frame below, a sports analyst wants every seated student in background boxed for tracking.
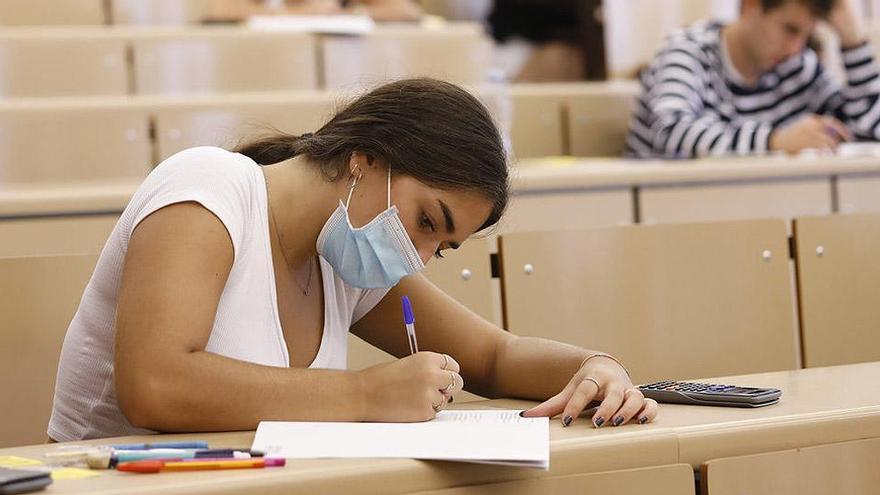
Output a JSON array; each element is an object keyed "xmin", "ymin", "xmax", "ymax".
[
  {"xmin": 48, "ymin": 78, "xmax": 657, "ymax": 442},
  {"xmin": 626, "ymin": 0, "xmax": 880, "ymax": 159}
]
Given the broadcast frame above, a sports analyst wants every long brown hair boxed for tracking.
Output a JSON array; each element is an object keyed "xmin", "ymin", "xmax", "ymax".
[{"xmin": 235, "ymin": 78, "xmax": 509, "ymax": 232}]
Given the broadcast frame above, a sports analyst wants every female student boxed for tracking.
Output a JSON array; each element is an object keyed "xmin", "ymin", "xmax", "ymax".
[{"xmin": 49, "ymin": 78, "xmax": 657, "ymax": 441}]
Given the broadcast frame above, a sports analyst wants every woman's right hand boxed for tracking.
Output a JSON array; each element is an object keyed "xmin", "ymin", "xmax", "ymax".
[{"xmin": 358, "ymin": 352, "xmax": 463, "ymax": 422}]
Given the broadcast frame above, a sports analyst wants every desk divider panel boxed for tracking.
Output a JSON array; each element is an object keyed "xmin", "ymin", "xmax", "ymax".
[
  {"xmin": 498, "ymin": 219, "xmax": 800, "ymax": 384},
  {"xmin": 0, "ymin": 254, "xmax": 99, "ymax": 448},
  {"xmin": 793, "ymin": 213, "xmax": 880, "ymax": 367}
]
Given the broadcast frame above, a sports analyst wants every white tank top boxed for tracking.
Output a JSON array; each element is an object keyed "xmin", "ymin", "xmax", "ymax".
[{"xmin": 49, "ymin": 146, "xmax": 389, "ymax": 441}]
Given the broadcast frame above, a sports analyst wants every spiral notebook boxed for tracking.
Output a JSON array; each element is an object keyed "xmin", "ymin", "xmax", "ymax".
[{"xmin": 252, "ymin": 409, "xmax": 549, "ymax": 469}]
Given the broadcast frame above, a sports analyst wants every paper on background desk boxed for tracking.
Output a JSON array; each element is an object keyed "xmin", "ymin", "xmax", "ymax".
[
  {"xmin": 247, "ymin": 14, "xmax": 375, "ymax": 35},
  {"xmin": 252, "ymin": 410, "xmax": 549, "ymax": 469}
]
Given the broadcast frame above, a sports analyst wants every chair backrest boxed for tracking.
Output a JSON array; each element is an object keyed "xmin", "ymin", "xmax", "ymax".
[
  {"xmin": 0, "ymin": 31, "xmax": 127, "ymax": 97},
  {"xmin": 566, "ymin": 82, "xmax": 638, "ymax": 157},
  {"xmin": 0, "ymin": 216, "xmax": 118, "ymax": 258},
  {"xmin": 321, "ymin": 24, "xmax": 491, "ymax": 90},
  {"xmin": 0, "ymin": 100, "xmax": 152, "ymax": 185},
  {"xmin": 508, "ymin": 86, "xmax": 566, "ymax": 158},
  {"xmin": 0, "ymin": 0, "xmax": 105, "ymax": 26},
  {"xmin": 111, "ymin": 0, "xmax": 210, "ymax": 25},
  {"xmin": 793, "ymin": 213, "xmax": 880, "ymax": 367},
  {"xmin": 499, "ymin": 219, "xmax": 800, "ymax": 384},
  {"xmin": 151, "ymin": 92, "xmax": 336, "ymax": 161},
  {"xmin": 0, "ymin": 254, "xmax": 98, "ymax": 447},
  {"xmin": 130, "ymin": 28, "xmax": 318, "ymax": 94}
]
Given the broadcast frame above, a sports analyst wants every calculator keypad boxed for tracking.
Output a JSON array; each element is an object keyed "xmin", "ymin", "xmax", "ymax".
[{"xmin": 639, "ymin": 381, "xmax": 737, "ymax": 393}]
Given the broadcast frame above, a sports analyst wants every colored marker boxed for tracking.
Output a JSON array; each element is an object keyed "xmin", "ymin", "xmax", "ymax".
[
  {"xmin": 111, "ymin": 449, "xmax": 255, "ymax": 465},
  {"xmin": 117, "ymin": 458, "xmax": 285, "ymax": 474}
]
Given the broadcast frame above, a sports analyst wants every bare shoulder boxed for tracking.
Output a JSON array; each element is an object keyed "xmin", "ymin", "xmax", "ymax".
[{"xmin": 117, "ymin": 201, "xmax": 235, "ymax": 350}]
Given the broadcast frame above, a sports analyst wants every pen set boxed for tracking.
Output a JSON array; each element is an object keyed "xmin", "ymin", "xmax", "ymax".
[{"xmin": 44, "ymin": 441, "xmax": 285, "ymax": 474}]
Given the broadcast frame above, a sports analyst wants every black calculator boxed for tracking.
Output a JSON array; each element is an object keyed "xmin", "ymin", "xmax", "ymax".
[{"xmin": 638, "ymin": 380, "xmax": 782, "ymax": 408}]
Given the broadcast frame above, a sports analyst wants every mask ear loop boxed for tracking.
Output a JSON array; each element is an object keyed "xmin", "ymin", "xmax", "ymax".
[
  {"xmin": 345, "ymin": 173, "xmax": 359, "ymax": 210},
  {"xmin": 386, "ymin": 167, "xmax": 391, "ymax": 208}
]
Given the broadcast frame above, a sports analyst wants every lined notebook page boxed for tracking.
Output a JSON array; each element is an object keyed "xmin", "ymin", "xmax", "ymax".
[{"xmin": 252, "ymin": 410, "xmax": 549, "ymax": 469}]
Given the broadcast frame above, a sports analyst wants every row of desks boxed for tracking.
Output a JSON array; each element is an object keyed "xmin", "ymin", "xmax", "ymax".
[
  {"xmin": 2, "ymin": 154, "xmax": 879, "ymax": 225},
  {"xmin": 2, "ymin": 362, "xmax": 877, "ymax": 493}
]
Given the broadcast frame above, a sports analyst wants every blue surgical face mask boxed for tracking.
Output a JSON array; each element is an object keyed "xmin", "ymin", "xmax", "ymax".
[{"xmin": 316, "ymin": 168, "xmax": 425, "ymax": 289}]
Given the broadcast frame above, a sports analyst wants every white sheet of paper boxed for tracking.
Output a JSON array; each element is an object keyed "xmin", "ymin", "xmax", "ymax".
[
  {"xmin": 247, "ymin": 14, "xmax": 375, "ymax": 35},
  {"xmin": 251, "ymin": 409, "xmax": 549, "ymax": 469}
]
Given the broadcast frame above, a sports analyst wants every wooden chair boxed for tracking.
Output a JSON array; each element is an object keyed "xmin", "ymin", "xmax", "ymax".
[
  {"xmin": 347, "ymin": 237, "xmax": 496, "ymax": 402},
  {"xmin": 0, "ymin": 30, "xmax": 127, "ymax": 97},
  {"xmin": 0, "ymin": 0, "xmax": 105, "ymax": 26},
  {"xmin": 130, "ymin": 28, "xmax": 318, "ymax": 94},
  {"xmin": 151, "ymin": 92, "xmax": 336, "ymax": 161},
  {"xmin": 0, "ymin": 99, "xmax": 152, "ymax": 185},
  {"xmin": 499, "ymin": 219, "xmax": 800, "ymax": 384},
  {"xmin": 793, "ymin": 213, "xmax": 880, "ymax": 367},
  {"xmin": 507, "ymin": 85, "xmax": 567, "ymax": 158},
  {"xmin": 321, "ymin": 24, "xmax": 491, "ymax": 90},
  {"xmin": 0, "ymin": 254, "xmax": 98, "ymax": 447},
  {"xmin": 0, "ymin": 216, "xmax": 118, "ymax": 258},
  {"xmin": 701, "ymin": 437, "xmax": 880, "ymax": 495},
  {"xmin": 566, "ymin": 82, "xmax": 638, "ymax": 157}
]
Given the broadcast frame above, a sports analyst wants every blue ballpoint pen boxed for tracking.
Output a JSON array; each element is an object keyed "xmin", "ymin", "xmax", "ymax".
[
  {"xmin": 111, "ymin": 441, "xmax": 209, "ymax": 451},
  {"xmin": 401, "ymin": 296, "xmax": 418, "ymax": 354}
]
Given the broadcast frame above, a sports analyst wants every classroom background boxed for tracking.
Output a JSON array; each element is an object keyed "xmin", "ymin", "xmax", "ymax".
[{"xmin": 1, "ymin": 1, "xmax": 879, "ymax": 494}]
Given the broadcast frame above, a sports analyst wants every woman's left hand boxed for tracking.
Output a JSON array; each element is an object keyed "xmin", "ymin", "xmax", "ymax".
[{"xmin": 520, "ymin": 356, "xmax": 659, "ymax": 428}]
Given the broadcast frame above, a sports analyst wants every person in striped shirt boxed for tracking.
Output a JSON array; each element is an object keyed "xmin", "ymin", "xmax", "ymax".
[{"xmin": 625, "ymin": 0, "xmax": 879, "ymax": 159}]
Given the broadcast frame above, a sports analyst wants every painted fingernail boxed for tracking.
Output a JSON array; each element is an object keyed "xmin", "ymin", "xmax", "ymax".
[
  {"xmin": 562, "ymin": 415, "xmax": 572, "ymax": 427},
  {"xmin": 519, "ymin": 410, "xmax": 526, "ymax": 417},
  {"xmin": 639, "ymin": 416, "xmax": 648, "ymax": 424},
  {"xmin": 447, "ymin": 396, "xmax": 454, "ymax": 404},
  {"xmin": 594, "ymin": 417, "xmax": 605, "ymax": 428},
  {"xmin": 613, "ymin": 415, "xmax": 625, "ymax": 426}
]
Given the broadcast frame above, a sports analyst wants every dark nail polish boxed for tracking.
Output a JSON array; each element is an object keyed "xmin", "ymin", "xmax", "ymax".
[
  {"xmin": 594, "ymin": 417, "xmax": 605, "ymax": 428},
  {"xmin": 639, "ymin": 416, "xmax": 648, "ymax": 424},
  {"xmin": 562, "ymin": 415, "xmax": 572, "ymax": 427},
  {"xmin": 447, "ymin": 396, "xmax": 454, "ymax": 404},
  {"xmin": 518, "ymin": 410, "xmax": 526, "ymax": 417},
  {"xmin": 613, "ymin": 416, "xmax": 624, "ymax": 426}
]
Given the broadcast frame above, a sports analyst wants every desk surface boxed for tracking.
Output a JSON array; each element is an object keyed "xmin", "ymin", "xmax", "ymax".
[
  {"xmin": 1, "ymin": 362, "xmax": 877, "ymax": 494},
  {"xmin": 514, "ymin": 155, "xmax": 880, "ymax": 191},
  {"xmin": 3, "ymin": 155, "xmax": 879, "ymax": 218}
]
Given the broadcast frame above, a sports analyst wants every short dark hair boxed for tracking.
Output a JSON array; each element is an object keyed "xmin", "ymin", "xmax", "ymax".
[
  {"xmin": 760, "ymin": 0, "xmax": 835, "ymax": 17},
  {"xmin": 236, "ymin": 78, "xmax": 509, "ymax": 233}
]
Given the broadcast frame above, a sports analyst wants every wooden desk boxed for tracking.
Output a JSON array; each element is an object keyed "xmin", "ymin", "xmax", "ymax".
[
  {"xmin": 515, "ymin": 154, "xmax": 880, "ymax": 226},
  {"xmin": 2, "ymin": 363, "xmax": 876, "ymax": 494},
  {"xmin": 0, "ymin": 181, "xmax": 139, "ymax": 219},
  {"xmin": 2, "ymin": 155, "xmax": 879, "ymax": 224}
]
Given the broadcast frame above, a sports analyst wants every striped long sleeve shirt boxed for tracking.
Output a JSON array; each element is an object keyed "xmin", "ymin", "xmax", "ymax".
[{"xmin": 625, "ymin": 21, "xmax": 880, "ymax": 159}]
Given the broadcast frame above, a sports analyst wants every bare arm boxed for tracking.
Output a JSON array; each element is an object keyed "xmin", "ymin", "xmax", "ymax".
[
  {"xmin": 353, "ymin": 272, "xmax": 659, "ymax": 427},
  {"xmin": 114, "ymin": 202, "xmax": 365, "ymax": 432},
  {"xmin": 353, "ymin": 273, "xmax": 596, "ymax": 398}
]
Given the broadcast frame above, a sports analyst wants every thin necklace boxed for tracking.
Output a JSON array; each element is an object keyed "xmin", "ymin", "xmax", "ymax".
[{"xmin": 265, "ymin": 177, "xmax": 314, "ymax": 296}]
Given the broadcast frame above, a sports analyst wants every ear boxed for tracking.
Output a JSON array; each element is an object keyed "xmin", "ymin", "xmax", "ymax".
[{"xmin": 348, "ymin": 152, "xmax": 365, "ymax": 180}]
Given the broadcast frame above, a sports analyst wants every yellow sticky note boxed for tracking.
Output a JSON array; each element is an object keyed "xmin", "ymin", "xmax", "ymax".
[
  {"xmin": 51, "ymin": 467, "xmax": 100, "ymax": 480},
  {"xmin": 0, "ymin": 455, "xmax": 42, "ymax": 468}
]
